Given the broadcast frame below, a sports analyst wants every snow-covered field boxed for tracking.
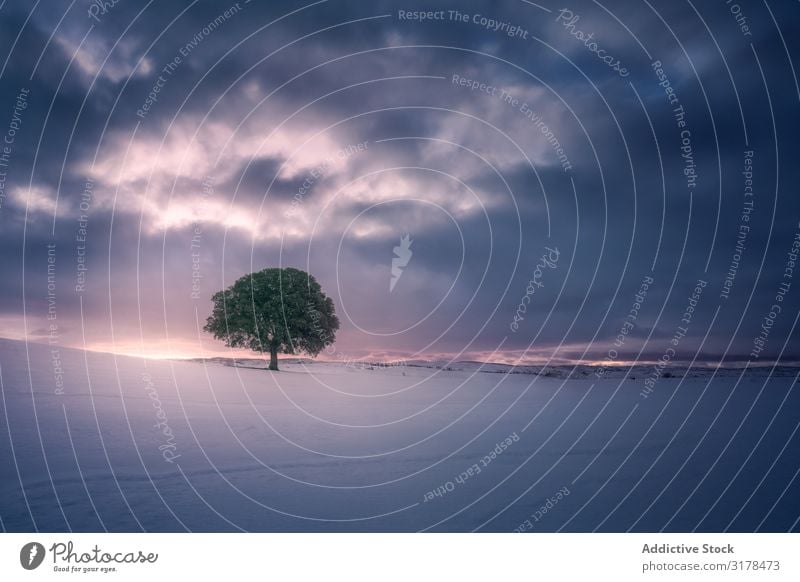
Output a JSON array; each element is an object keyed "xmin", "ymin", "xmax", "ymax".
[{"xmin": 0, "ymin": 338, "xmax": 798, "ymax": 532}]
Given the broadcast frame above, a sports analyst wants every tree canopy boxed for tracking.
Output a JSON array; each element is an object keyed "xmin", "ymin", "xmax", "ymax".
[{"xmin": 204, "ymin": 267, "xmax": 339, "ymax": 370}]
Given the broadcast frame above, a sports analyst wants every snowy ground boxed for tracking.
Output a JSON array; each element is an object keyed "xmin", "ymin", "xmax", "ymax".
[{"xmin": 0, "ymin": 337, "xmax": 798, "ymax": 532}]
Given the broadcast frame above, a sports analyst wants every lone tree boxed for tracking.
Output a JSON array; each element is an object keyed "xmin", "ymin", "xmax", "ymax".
[{"xmin": 204, "ymin": 267, "xmax": 339, "ymax": 371}]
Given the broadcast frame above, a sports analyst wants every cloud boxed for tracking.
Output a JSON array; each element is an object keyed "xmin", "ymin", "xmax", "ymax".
[
  {"xmin": 9, "ymin": 185, "xmax": 59, "ymax": 215},
  {"xmin": 0, "ymin": 0, "xmax": 798, "ymax": 364},
  {"xmin": 54, "ymin": 34, "xmax": 153, "ymax": 84}
]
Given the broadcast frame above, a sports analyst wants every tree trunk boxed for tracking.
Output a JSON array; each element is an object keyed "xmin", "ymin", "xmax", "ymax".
[{"xmin": 268, "ymin": 344, "xmax": 279, "ymax": 371}]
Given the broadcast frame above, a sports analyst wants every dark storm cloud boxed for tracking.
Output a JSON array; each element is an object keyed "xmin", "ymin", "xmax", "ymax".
[{"xmin": 0, "ymin": 0, "xmax": 798, "ymax": 363}]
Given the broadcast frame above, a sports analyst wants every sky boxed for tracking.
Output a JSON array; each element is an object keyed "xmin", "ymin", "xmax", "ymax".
[{"xmin": 0, "ymin": 0, "xmax": 798, "ymax": 365}]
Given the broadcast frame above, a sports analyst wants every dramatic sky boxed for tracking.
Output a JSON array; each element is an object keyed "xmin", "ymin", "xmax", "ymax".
[{"xmin": 0, "ymin": 0, "xmax": 798, "ymax": 364}]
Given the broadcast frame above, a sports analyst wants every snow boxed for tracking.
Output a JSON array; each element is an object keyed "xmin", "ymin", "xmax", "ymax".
[{"xmin": 1, "ymin": 337, "xmax": 798, "ymax": 532}]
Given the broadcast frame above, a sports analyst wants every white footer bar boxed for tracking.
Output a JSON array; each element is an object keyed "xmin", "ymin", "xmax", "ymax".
[{"xmin": 1, "ymin": 533, "xmax": 797, "ymax": 581}]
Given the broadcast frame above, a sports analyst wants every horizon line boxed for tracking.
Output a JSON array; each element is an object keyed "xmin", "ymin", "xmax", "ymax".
[{"xmin": 2, "ymin": 336, "xmax": 797, "ymax": 370}]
